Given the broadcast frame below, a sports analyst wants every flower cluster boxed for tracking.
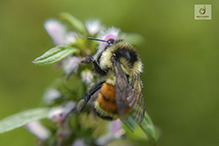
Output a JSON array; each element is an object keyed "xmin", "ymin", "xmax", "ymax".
[
  {"xmin": 29, "ymin": 13, "xmax": 131, "ymax": 146},
  {"xmin": 0, "ymin": 12, "xmax": 158, "ymax": 146},
  {"xmin": 23, "ymin": 13, "xmax": 156, "ymax": 146}
]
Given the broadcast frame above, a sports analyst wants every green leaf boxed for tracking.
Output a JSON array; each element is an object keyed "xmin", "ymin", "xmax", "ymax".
[
  {"xmin": 124, "ymin": 125, "xmax": 149, "ymax": 141},
  {"xmin": 123, "ymin": 116, "xmax": 137, "ymax": 132},
  {"xmin": 32, "ymin": 45, "xmax": 78, "ymax": 65},
  {"xmin": 138, "ymin": 111, "xmax": 158, "ymax": 145},
  {"xmin": 59, "ymin": 12, "xmax": 86, "ymax": 34},
  {"xmin": 0, "ymin": 108, "xmax": 50, "ymax": 134}
]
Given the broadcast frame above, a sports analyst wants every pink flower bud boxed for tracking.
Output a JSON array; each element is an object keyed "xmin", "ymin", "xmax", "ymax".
[{"xmin": 94, "ymin": 27, "xmax": 120, "ymax": 59}]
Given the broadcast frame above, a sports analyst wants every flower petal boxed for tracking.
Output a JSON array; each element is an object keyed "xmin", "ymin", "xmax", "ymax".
[
  {"xmin": 43, "ymin": 88, "xmax": 62, "ymax": 104},
  {"xmin": 81, "ymin": 70, "xmax": 93, "ymax": 84},
  {"xmin": 111, "ymin": 119, "xmax": 122, "ymax": 135},
  {"xmin": 48, "ymin": 107, "xmax": 66, "ymax": 123},
  {"xmin": 94, "ymin": 27, "xmax": 120, "ymax": 59},
  {"xmin": 62, "ymin": 56, "xmax": 81, "ymax": 75},
  {"xmin": 85, "ymin": 19, "xmax": 103, "ymax": 35},
  {"xmin": 72, "ymin": 139, "xmax": 88, "ymax": 146},
  {"xmin": 44, "ymin": 20, "xmax": 67, "ymax": 45},
  {"xmin": 65, "ymin": 31, "xmax": 78, "ymax": 45},
  {"xmin": 26, "ymin": 121, "xmax": 50, "ymax": 140},
  {"xmin": 48, "ymin": 101, "xmax": 76, "ymax": 124}
]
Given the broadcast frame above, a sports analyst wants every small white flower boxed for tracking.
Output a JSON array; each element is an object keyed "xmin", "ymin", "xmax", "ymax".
[
  {"xmin": 109, "ymin": 119, "xmax": 122, "ymax": 135},
  {"xmin": 108, "ymin": 119, "xmax": 125, "ymax": 139},
  {"xmin": 48, "ymin": 101, "xmax": 76, "ymax": 124},
  {"xmin": 64, "ymin": 101, "xmax": 76, "ymax": 113},
  {"xmin": 96, "ymin": 119, "xmax": 126, "ymax": 145},
  {"xmin": 94, "ymin": 27, "xmax": 120, "ymax": 59},
  {"xmin": 81, "ymin": 70, "xmax": 93, "ymax": 84},
  {"xmin": 72, "ymin": 139, "xmax": 88, "ymax": 146},
  {"xmin": 85, "ymin": 19, "xmax": 103, "ymax": 35},
  {"xmin": 26, "ymin": 121, "xmax": 50, "ymax": 140},
  {"xmin": 97, "ymin": 27, "xmax": 120, "ymax": 41},
  {"xmin": 44, "ymin": 20, "xmax": 79, "ymax": 46},
  {"xmin": 62, "ymin": 55, "xmax": 81, "ymax": 75},
  {"xmin": 114, "ymin": 129, "xmax": 126, "ymax": 139},
  {"xmin": 48, "ymin": 107, "xmax": 66, "ymax": 124},
  {"xmin": 65, "ymin": 31, "xmax": 78, "ymax": 45},
  {"xmin": 44, "ymin": 20, "xmax": 67, "ymax": 45},
  {"xmin": 43, "ymin": 88, "xmax": 62, "ymax": 104}
]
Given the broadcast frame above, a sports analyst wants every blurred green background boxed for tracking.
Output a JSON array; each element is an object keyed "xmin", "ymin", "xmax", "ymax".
[{"xmin": 0, "ymin": 0, "xmax": 218, "ymax": 146}]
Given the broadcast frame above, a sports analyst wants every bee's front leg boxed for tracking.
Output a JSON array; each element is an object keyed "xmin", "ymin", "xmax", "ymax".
[{"xmin": 81, "ymin": 55, "xmax": 107, "ymax": 75}]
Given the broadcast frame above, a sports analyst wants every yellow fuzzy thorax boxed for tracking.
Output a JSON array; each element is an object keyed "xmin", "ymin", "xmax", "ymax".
[{"xmin": 99, "ymin": 41, "xmax": 143, "ymax": 85}]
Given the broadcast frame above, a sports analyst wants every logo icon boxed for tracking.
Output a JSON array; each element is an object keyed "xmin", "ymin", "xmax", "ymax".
[
  {"xmin": 199, "ymin": 5, "xmax": 206, "ymax": 15},
  {"xmin": 194, "ymin": 4, "xmax": 212, "ymax": 20}
]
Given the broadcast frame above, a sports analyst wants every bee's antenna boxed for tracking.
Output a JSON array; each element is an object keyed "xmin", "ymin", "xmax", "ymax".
[{"xmin": 87, "ymin": 37, "xmax": 109, "ymax": 43}]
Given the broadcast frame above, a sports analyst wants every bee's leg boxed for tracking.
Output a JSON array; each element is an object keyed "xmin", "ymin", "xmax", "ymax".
[
  {"xmin": 61, "ymin": 81, "xmax": 104, "ymax": 123},
  {"xmin": 81, "ymin": 55, "xmax": 107, "ymax": 75},
  {"xmin": 76, "ymin": 81, "xmax": 104, "ymax": 112}
]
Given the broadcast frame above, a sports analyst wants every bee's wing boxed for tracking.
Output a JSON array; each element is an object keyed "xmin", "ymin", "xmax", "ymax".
[
  {"xmin": 129, "ymin": 74, "xmax": 145, "ymax": 124},
  {"xmin": 113, "ymin": 59, "xmax": 132, "ymax": 122},
  {"xmin": 113, "ymin": 58, "xmax": 145, "ymax": 123}
]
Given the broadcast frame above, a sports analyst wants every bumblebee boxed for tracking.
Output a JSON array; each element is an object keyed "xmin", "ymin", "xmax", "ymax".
[{"xmin": 77, "ymin": 37, "xmax": 145, "ymax": 124}]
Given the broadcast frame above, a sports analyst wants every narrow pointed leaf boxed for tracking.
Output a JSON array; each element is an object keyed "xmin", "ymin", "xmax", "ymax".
[
  {"xmin": 123, "ymin": 116, "xmax": 136, "ymax": 132},
  {"xmin": 0, "ymin": 108, "xmax": 50, "ymax": 134},
  {"xmin": 139, "ymin": 111, "xmax": 158, "ymax": 145},
  {"xmin": 32, "ymin": 45, "xmax": 78, "ymax": 65},
  {"xmin": 59, "ymin": 12, "xmax": 86, "ymax": 34}
]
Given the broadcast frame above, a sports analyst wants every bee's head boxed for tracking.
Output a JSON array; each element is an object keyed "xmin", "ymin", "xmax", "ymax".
[
  {"xmin": 87, "ymin": 37, "xmax": 143, "ymax": 77},
  {"xmin": 105, "ymin": 39, "xmax": 114, "ymax": 47}
]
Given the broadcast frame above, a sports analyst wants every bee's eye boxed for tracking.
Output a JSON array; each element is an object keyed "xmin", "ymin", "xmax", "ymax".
[
  {"xmin": 107, "ymin": 39, "xmax": 115, "ymax": 44},
  {"xmin": 104, "ymin": 39, "xmax": 115, "ymax": 50}
]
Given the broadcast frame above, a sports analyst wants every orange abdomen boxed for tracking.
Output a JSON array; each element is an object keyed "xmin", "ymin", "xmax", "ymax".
[{"xmin": 97, "ymin": 83, "xmax": 118, "ymax": 114}]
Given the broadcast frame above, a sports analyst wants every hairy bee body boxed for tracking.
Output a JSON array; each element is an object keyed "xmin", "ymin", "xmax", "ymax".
[
  {"xmin": 94, "ymin": 41, "xmax": 144, "ymax": 122},
  {"xmin": 78, "ymin": 39, "xmax": 145, "ymax": 124},
  {"xmin": 94, "ymin": 83, "xmax": 118, "ymax": 120},
  {"xmin": 97, "ymin": 41, "xmax": 143, "ymax": 85}
]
